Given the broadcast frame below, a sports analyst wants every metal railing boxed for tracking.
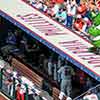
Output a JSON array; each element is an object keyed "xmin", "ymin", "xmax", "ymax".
[
  {"xmin": 0, "ymin": 68, "xmax": 28, "ymax": 100},
  {"xmin": 0, "ymin": 66, "xmax": 53, "ymax": 100},
  {"xmin": 73, "ymin": 84, "xmax": 100, "ymax": 100}
]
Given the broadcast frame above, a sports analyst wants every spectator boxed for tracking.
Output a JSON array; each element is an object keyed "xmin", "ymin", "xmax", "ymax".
[
  {"xmin": 46, "ymin": 6, "xmax": 55, "ymax": 17},
  {"xmin": 96, "ymin": 0, "xmax": 100, "ymax": 11},
  {"xmin": 55, "ymin": 8, "xmax": 67, "ymax": 25},
  {"xmin": 25, "ymin": 0, "xmax": 99, "ymax": 43},
  {"xmin": 66, "ymin": 0, "xmax": 77, "ymax": 28},
  {"xmin": 34, "ymin": 1, "xmax": 47, "ymax": 12},
  {"xmin": 77, "ymin": 1, "xmax": 87, "ymax": 16},
  {"xmin": 54, "ymin": 0, "xmax": 64, "ymax": 4},
  {"xmin": 82, "ymin": 17, "xmax": 90, "ymax": 34},
  {"xmin": 73, "ymin": 15, "xmax": 90, "ymax": 37},
  {"xmin": 51, "ymin": 3, "xmax": 61, "ymax": 17},
  {"xmin": 76, "ymin": 0, "xmax": 80, "ymax": 5}
]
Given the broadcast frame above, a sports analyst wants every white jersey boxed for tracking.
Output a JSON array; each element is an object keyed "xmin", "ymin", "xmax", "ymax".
[
  {"xmin": 83, "ymin": 93, "xmax": 98, "ymax": 100},
  {"xmin": 66, "ymin": 97, "xmax": 72, "ymax": 100},
  {"xmin": 59, "ymin": 92, "xmax": 72, "ymax": 100}
]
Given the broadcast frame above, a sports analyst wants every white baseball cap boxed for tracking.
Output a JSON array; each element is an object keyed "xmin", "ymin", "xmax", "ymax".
[
  {"xmin": 77, "ymin": 14, "xmax": 82, "ymax": 18},
  {"xmin": 84, "ymin": 17, "xmax": 89, "ymax": 22}
]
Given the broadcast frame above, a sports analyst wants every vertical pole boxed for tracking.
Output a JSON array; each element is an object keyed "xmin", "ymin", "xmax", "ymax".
[
  {"xmin": 0, "ymin": 68, "xmax": 3, "ymax": 89},
  {"xmin": 25, "ymin": 84, "xmax": 28, "ymax": 100},
  {"xmin": 13, "ymin": 78, "xmax": 16, "ymax": 100}
]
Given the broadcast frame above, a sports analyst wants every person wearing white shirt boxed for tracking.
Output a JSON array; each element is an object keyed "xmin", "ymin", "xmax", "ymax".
[
  {"xmin": 53, "ymin": 62, "xmax": 57, "ymax": 81},
  {"xmin": 35, "ymin": 1, "xmax": 43, "ymax": 10},
  {"xmin": 52, "ymin": 4, "xmax": 60, "ymax": 16},
  {"xmin": 58, "ymin": 65, "xmax": 72, "ymax": 96},
  {"xmin": 83, "ymin": 90, "xmax": 98, "ymax": 100},
  {"xmin": 66, "ymin": 1, "xmax": 76, "ymax": 28},
  {"xmin": 48, "ymin": 58, "xmax": 53, "ymax": 76},
  {"xmin": 59, "ymin": 92, "xmax": 72, "ymax": 100}
]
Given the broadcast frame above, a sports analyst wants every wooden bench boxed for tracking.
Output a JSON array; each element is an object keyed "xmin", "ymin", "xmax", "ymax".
[
  {"xmin": 11, "ymin": 58, "xmax": 43, "ymax": 88},
  {"xmin": 11, "ymin": 58, "xmax": 61, "ymax": 100},
  {"xmin": 52, "ymin": 87, "xmax": 60, "ymax": 100},
  {"xmin": 52, "ymin": 87, "xmax": 69, "ymax": 100}
]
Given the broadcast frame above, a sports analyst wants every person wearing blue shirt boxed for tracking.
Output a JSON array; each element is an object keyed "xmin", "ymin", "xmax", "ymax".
[{"xmin": 55, "ymin": 8, "xmax": 67, "ymax": 25}]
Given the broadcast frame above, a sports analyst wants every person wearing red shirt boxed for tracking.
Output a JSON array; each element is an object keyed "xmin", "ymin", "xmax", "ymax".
[
  {"xmin": 16, "ymin": 84, "xmax": 25, "ymax": 100},
  {"xmin": 53, "ymin": 0, "xmax": 64, "ymax": 4}
]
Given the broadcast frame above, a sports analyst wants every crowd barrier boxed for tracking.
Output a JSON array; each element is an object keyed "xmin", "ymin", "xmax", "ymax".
[
  {"xmin": 0, "ymin": 58, "xmax": 53, "ymax": 100},
  {"xmin": 0, "ymin": 68, "xmax": 29, "ymax": 100}
]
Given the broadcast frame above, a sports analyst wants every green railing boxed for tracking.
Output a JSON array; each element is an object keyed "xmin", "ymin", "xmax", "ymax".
[
  {"xmin": 0, "ymin": 68, "xmax": 42, "ymax": 100},
  {"xmin": 0, "ymin": 68, "xmax": 16, "ymax": 100},
  {"xmin": 0, "ymin": 63, "xmax": 53, "ymax": 100}
]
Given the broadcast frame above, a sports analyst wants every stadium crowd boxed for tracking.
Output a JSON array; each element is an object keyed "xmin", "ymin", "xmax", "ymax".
[
  {"xmin": 23, "ymin": 0, "xmax": 100, "ymax": 54},
  {"xmin": 0, "ymin": 0, "xmax": 100, "ymax": 99}
]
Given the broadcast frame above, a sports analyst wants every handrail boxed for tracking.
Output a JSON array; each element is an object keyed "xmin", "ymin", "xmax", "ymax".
[
  {"xmin": 0, "ymin": 61, "xmax": 53, "ymax": 100},
  {"xmin": 73, "ymin": 84, "xmax": 100, "ymax": 100}
]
